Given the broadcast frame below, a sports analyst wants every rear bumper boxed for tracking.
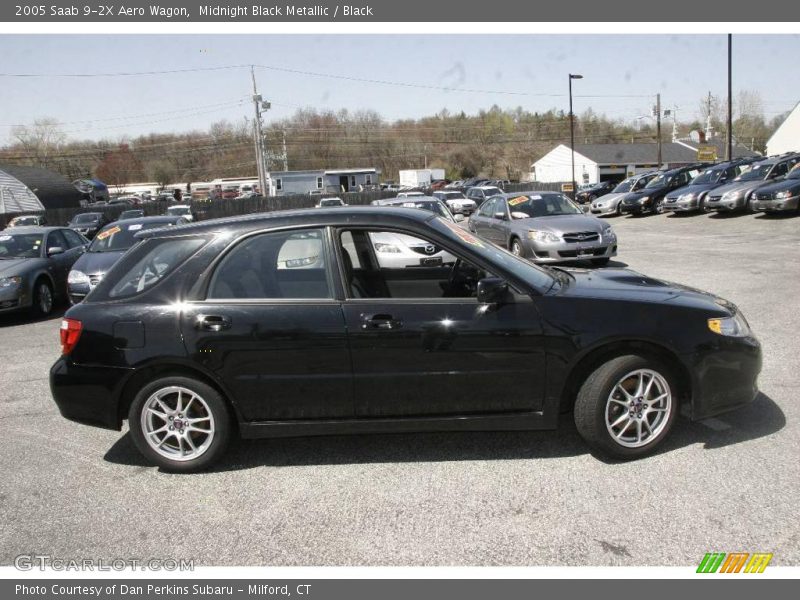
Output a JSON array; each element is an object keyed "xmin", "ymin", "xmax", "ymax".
[
  {"xmin": 684, "ymin": 335, "xmax": 762, "ymax": 421},
  {"xmin": 50, "ymin": 357, "xmax": 131, "ymax": 430}
]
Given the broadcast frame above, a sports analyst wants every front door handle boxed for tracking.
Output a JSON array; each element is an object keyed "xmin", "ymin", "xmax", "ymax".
[
  {"xmin": 360, "ymin": 313, "xmax": 402, "ymax": 330},
  {"xmin": 195, "ymin": 314, "xmax": 232, "ymax": 332}
]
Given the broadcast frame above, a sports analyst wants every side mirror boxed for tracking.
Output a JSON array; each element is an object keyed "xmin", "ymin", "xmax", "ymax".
[
  {"xmin": 47, "ymin": 246, "xmax": 65, "ymax": 256},
  {"xmin": 477, "ymin": 277, "xmax": 510, "ymax": 305},
  {"xmin": 453, "ymin": 213, "xmax": 466, "ymax": 223},
  {"xmin": 493, "ymin": 211, "xmax": 507, "ymax": 221}
]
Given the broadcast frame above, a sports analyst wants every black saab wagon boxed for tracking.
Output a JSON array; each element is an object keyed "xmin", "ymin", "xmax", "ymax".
[{"xmin": 50, "ymin": 207, "xmax": 761, "ymax": 471}]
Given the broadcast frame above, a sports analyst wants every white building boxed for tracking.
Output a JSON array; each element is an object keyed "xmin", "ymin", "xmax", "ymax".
[
  {"xmin": 272, "ymin": 168, "xmax": 379, "ymax": 195},
  {"xmin": 766, "ymin": 102, "xmax": 800, "ymax": 155},
  {"xmin": 530, "ymin": 141, "xmax": 757, "ymax": 184}
]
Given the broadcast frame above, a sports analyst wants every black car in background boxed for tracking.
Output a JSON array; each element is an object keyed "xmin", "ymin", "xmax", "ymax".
[
  {"xmin": 0, "ymin": 226, "xmax": 88, "ymax": 317},
  {"xmin": 50, "ymin": 207, "xmax": 761, "ymax": 472},
  {"xmin": 620, "ymin": 165, "xmax": 705, "ymax": 215},
  {"xmin": 118, "ymin": 209, "xmax": 145, "ymax": 220},
  {"xmin": 575, "ymin": 181, "xmax": 618, "ymax": 204},
  {"xmin": 67, "ymin": 216, "xmax": 187, "ymax": 304},
  {"xmin": 67, "ymin": 212, "xmax": 110, "ymax": 239}
]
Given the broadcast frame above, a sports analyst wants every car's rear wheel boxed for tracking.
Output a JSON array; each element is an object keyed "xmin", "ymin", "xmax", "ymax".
[
  {"xmin": 30, "ymin": 278, "xmax": 54, "ymax": 317},
  {"xmin": 128, "ymin": 376, "xmax": 231, "ymax": 472},
  {"xmin": 574, "ymin": 355, "xmax": 679, "ymax": 459}
]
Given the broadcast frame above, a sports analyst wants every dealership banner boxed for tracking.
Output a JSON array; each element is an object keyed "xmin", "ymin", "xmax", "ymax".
[
  {"xmin": 2, "ymin": 0, "xmax": 800, "ymax": 22},
  {"xmin": 3, "ymin": 579, "xmax": 798, "ymax": 599}
]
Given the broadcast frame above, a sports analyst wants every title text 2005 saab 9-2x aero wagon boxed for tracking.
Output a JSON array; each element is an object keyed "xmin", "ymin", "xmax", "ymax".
[{"xmin": 50, "ymin": 207, "xmax": 761, "ymax": 471}]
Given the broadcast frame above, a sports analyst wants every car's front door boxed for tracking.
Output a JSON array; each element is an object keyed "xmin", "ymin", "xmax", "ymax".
[
  {"xmin": 335, "ymin": 227, "xmax": 546, "ymax": 418},
  {"xmin": 486, "ymin": 197, "xmax": 511, "ymax": 246},
  {"xmin": 45, "ymin": 230, "xmax": 81, "ymax": 293},
  {"xmin": 180, "ymin": 227, "xmax": 353, "ymax": 422}
]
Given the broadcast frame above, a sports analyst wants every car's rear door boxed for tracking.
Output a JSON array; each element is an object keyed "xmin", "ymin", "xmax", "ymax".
[{"xmin": 180, "ymin": 227, "xmax": 353, "ymax": 422}]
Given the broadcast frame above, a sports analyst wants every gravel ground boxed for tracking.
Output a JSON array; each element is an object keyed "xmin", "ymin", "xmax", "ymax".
[{"xmin": 0, "ymin": 208, "xmax": 797, "ymax": 566}]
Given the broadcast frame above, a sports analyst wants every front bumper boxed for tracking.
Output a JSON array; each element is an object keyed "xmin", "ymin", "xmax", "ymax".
[
  {"xmin": 684, "ymin": 334, "xmax": 762, "ymax": 421},
  {"xmin": 528, "ymin": 237, "xmax": 617, "ymax": 263},
  {"xmin": 752, "ymin": 196, "xmax": 799, "ymax": 213},
  {"xmin": 50, "ymin": 357, "xmax": 130, "ymax": 430},
  {"xmin": 0, "ymin": 285, "xmax": 29, "ymax": 313},
  {"xmin": 619, "ymin": 201, "xmax": 652, "ymax": 215},
  {"xmin": 663, "ymin": 196, "xmax": 702, "ymax": 212},
  {"xmin": 590, "ymin": 202, "xmax": 620, "ymax": 216},
  {"xmin": 375, "ymin": 250, "xmax": 457, "ymax": 269},
  {"xmin": 447, "ymin": 203, "xmax": 476, "ymax": 215},
  {"xmin": 705, "ymin": 194, "xmax": 747, "ymax": 211}
]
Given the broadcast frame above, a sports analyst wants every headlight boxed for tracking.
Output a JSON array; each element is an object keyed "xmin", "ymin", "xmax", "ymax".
[
  {"xmin": 603, "ymin": 228, "xmax": 617, "ymax": 242},
  {"xmin": 640, "ymin": 195, "xmax": 650, "ymax": 204},
  {"xmin": 722, "ymin": 190, "xmax": 741, "ymax": 201},
  {"xmin": 775, "ymin": 190, "xmax": 792, "ymax": 199},
  {"xmin": 528, "ymin": 230, "xmax": 560, "ymax": 243},
  {"xmin": 679, "ymin": 193, "xmax": 696, "ymax": 202},
  {"xmin": 708, "ymin": 313, "xmax": 752, "ymax": 337},
  {"xmin": 0, "ymin": 276, "xmax": 22, "ymax": 289},
  {"xmin": 374, "ymin": 243, "xmax": 402, "ymax": 253},
  {"xmin": 68, "ymin": 270, "xmax": 89, "ymax": 285}
]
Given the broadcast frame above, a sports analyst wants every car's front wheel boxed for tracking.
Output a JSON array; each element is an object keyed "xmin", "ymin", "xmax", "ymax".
[
  {"xmin": 510, "ymin": 237, "xmax": 525, "ymax": 257},
  {"xmin": 574, "ymin": 355, "xmax": 679, "ymax": 459},
  {"xmin": 128, "ymin": 376, "xmax": 232, "ymax": 472}
]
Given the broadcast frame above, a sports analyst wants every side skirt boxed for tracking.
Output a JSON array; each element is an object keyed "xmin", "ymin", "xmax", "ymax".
[{"xmin": 239, "ymin": 411, "xmax": 555, "ymax": 439}]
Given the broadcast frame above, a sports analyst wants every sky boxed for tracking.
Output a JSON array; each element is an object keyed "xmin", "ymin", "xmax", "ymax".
[{"xmin": 0, "ymin": 34, "xmax": 798, "ymax": 145}]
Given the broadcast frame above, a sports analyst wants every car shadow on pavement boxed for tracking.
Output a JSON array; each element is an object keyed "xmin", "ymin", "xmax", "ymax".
[
  {"xmin": 707, "ymin": 211, "xmax": 751, "ymax": 219},
  {"xmin": 103, "ymin": 392, "xmax": 784, "ymax": 472},
  {"xmin": 0, "ymin": 306, "xmax": 66, "ymax": 328},
  {"xmin": 754, "ymin": 213, "xmax": 799, "ymax": 220}
]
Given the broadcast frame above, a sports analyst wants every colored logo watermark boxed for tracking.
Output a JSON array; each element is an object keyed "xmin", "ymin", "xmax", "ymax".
[{"xmin": 697, "ymin": 552, "xmax": 773, "ymax": 573}]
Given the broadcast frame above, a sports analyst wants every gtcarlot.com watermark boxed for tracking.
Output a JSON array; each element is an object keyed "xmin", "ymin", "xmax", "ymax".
[{"xmin": 14, "ymin": 554, "xmax": 194, "ymax": 571}]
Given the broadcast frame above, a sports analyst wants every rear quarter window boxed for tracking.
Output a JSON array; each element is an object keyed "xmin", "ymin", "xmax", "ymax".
[{"xmin": 105, "ymin": 237, "xmax": 206, "ymax": 299}]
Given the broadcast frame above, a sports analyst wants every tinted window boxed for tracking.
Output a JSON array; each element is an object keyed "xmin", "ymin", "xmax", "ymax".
[
  {"xmin": 208, "ymin": 229, "xmax": 331, "ymax": 300},
  {"xmin": 47, "ymin": 230, "xmax": 67, "ymax": 252},
  {"xmin": 90, "ymin": 221, "xmax": 175, "ymax": 253},
  {"xmin": 108, "ymin": 237, "xmax": 206, "ymax": 299},
  {"xmin": 72, "ymin": 213, "xmax": 100, "ymax": 224}
]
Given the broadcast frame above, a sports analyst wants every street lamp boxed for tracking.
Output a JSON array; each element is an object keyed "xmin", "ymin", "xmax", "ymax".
[{"xmin": 568, "ymin": 74, "xmax": 583, "ymax": 197}]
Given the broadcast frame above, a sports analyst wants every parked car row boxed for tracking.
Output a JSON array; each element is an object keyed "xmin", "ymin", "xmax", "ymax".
[{"xmin": 589, "ymin": 154, "xmax": 800, "ymax": 218}]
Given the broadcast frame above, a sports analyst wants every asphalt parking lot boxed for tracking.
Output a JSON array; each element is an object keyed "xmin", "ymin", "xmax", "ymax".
[{"xmin": 0, "ymin": 209, "xmax": 798, "ymax": 567}]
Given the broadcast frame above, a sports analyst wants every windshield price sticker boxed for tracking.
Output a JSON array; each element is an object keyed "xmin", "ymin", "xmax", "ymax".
[
  {"xmin": 96, "ymin": 226, "xmax": 121, "ymax": 240},
  {"xmin": 128, "ymin": 224, "xmax": 143, "ymax": 231},
  {"xmin": 509, "ymin": 196, "xmax": 530, "ymax": 206}
]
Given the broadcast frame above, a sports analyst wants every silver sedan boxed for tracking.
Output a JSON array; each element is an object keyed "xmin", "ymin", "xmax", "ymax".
[{"xmin": 468, "ymin": 192, "xmax": 617, "ymax": 266}]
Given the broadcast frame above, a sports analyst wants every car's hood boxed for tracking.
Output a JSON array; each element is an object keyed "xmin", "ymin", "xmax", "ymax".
[
  {"xmin": 592, "ymin": 192, "xmax": 625, "ymax": 205},
  {"xmin": 556, "ymin": 267, "xmax": 734, "ymax": 313},
  {"xmin": 623, "ymin": 186, "xmax": 667, "ymax": 202},
  {"xmin": 711, "ymin": 179, "xmax": 770, "ymax": 196},
  {"xmin": 509, "ymin": 213, "xmax": 607, "ymax": 234},
  {"xmin": 0, "ymin": 257, "xmax": 44, "ymax": 276},
  {"xmin": 71, "ymin": 250, "xmax": 126, "ymax": 275},
  {"xmin": 665, "ymin": 183, "xmax": 718, "ymax": 199},
  {"xmin": 753, "ymin": 178, "xmax": 800, "ymax": 196}
]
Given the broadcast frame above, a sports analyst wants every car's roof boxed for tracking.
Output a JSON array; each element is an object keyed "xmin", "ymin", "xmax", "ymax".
[
  {"xmin": 137, "ymin": 206, "xmax": 436, "ymax": 240},
  {"xmin": 0, "ymin": 226, "xmax": 63, "ymax": 234},
  {"xmin": 71, "ymin": 212, "xmax": 103, "ymax": 217},
  {"xmin": 167, "ymin": 204, "xmax": 191, "ymax": 209},
  {"xmin": 498, "ymin": 191, "xmax": 562, "ymax": 198},
  {"xmin": 100, "ymin": 216, "xmax": 182, "ymax": 228}
]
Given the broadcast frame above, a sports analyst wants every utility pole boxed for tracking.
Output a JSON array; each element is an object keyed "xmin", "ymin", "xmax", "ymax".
[
  {"xmin": 250, "ymin": 66, "xmax": 269, "ymax": 197},
  {"xmin": 281, "ymin": 130, "xmax": 288, "ymax": 171},
  {"xmin": 705, "ymin": 91, "xmax": 714, "ymax": 140},
  {"xmin": 568, "ymin": 73, "xmax": 583, "ymax": 196},
  {"xmin": 726, "ymin": 34, "xmax": 733, "ymax": 161},
  {"xmin": 656, "ymin": 93, "xmax": 662, "ymax": 168}
]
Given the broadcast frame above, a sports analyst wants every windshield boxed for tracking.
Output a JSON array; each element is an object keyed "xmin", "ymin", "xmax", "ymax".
[
  {"xmin": 612, "ymin": 177, "xmax": 637, "ymax": 193},
  {"xmin": 645, "ymin": 173, "xmax": 673, "ymax": 189},
  {"xmin": 392, "ymin": 201, "xmax": 452, "ymax": 220},
  {"xmin": 0, "ymin": 232, "xmax": 43, "ymax": 258},
  {"xmin": 506, "ymin": 194, "xmax": 582, "ymax": 218},
  {"xmin": 72, "ymin": 213, "xmax": 100, "ymax": 224},
  {"xmin": 89, "ymin": 221, "xmax": 172, "ymax": 253},
  {"xmin": 119, "ymin": 210, "xmax": 144, "ymax": 219},
  {"xmin": 735, "ymin": 163, "xmax": 772, "ymax": 181},
  {"xmin": 430, "ymin": 217, "xmax": 555, "ymax": 291},
  {"xmin": 691, "ymin": 169, "xmax": 725, "ymax": 185},
  {"xmin": 435, "ymin": 191, "xmax": 466, "ymax": 200},
  {"xmin": 167, "ymin": 207, "xmax": 191, "ymax": 215},
  {"xmin": 481, "ymin": 187, "xmax": 503, "ymax": 196},
  {"xmin": 10, "ymin": 217, "xmax": 37, "ymax": 226}
]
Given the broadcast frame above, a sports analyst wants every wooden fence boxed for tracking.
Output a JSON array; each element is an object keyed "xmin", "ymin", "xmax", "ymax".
[{"xmin": 0, "ymin": 182, "xmax": 567, "ymax": 229}]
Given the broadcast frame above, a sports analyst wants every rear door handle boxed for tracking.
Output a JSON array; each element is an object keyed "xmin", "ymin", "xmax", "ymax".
[
  {"xmin": 195, "ymin": 314, "xmax": 231, "ymax": 332},
  {"xmin": 360, "ymin": 313, "xmax": 402, "ymax": 330}
]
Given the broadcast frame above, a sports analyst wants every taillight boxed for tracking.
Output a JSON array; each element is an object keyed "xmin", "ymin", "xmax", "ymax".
[{"xmin": 60, "ymin": 318, "xmax": 82, "ymax": 355}]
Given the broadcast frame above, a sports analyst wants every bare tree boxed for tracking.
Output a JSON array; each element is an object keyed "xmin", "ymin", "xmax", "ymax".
[{"xmin": 10, "ymin": 118, "xmax": 66, "ymax": 168}]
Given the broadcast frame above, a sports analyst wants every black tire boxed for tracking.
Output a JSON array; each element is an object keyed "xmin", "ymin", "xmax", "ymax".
[
  {"xmin": 128, "ymin": 376, "xmax": 232, "ymax": 473},
  {"xmin": 509, "ymin": 237, "xmax": 525, "ymax": 258},
  {"xmin": 574, "ymin": 354, "xmax": 680, "ymax": 460},
  {"xmin": 591, "ymin": 257, "xmax": 610, "ymax": 267},
  {"xmin": 30, "ymin": 278, "xmax": 54, "ymax": 318}
]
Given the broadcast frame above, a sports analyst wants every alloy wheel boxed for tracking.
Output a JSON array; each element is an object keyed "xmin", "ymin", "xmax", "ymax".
[
  {"xmin": 38, "ymin": 283, "xmax": 53, "ymax": 314},
  {"xmin": 140, "ymin": 386, "xmax": 215, "ymax": 461},
  {"xmin": 604, "ymin": 369, "xmax": 672, "ymax": 448}
]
